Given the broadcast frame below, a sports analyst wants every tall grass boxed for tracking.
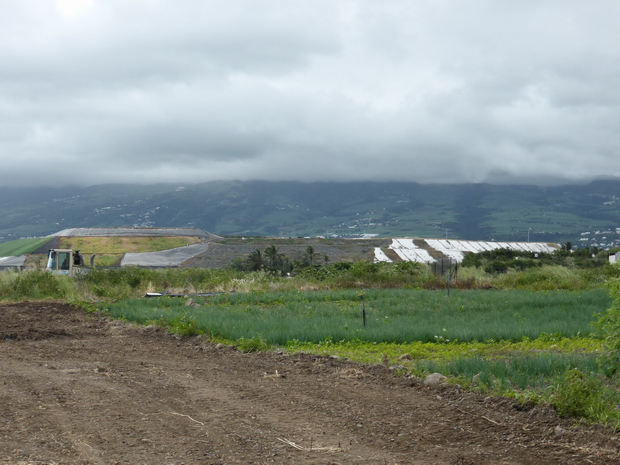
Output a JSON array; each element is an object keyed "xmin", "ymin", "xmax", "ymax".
[
  {"xmin": 102, "ymin": 288, "xmax": 610, "ymax": 345},
  {"xmin": 81, "ymin": 266, "xmax": 253, "ymax": 298},
  {"xmin": 1, "ymin": 261, "xmax": 614, "ymax": 301},
  {"xmin": 0, "ymin": 263, "xmax": 615, "ymax": 310},
  {"xmin": 0, "ymin": 270, "xmax": 77, "ymax": 300},
  {"xmin": 496, "ymin": 265, "xmax": 595, "ymax": 290}
]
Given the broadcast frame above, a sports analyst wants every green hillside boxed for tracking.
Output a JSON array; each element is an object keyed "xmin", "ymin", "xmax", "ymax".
[{"xmin": 1, "ymin": 180, "xmax": 619, "ymax": 247}]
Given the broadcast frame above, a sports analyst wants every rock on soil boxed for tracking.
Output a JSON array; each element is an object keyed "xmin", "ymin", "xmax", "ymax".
[
  {"xmin": 424, "ymin": 372, "xmax": 448, "ymax": 385},
  {"xmin": 1, "ymin": 301, "xmax": 619, "ymax": 464}
]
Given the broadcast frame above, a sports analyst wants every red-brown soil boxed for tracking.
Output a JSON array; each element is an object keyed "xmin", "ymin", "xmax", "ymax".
[{"xmin": 1, "ymin": 301, "xmax": 619, "ymax": 464}]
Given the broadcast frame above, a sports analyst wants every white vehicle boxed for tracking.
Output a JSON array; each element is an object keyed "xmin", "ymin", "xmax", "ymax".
[{"xmin": 46, "ymin": 249, "xmax": 88, "ymax": 276}]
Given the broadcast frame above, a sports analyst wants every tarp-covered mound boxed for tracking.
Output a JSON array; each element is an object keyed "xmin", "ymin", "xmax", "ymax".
[
  {"xmin": 121, "ymin": 243, "xmax": 211, "ymax": 267},
  {"xmin": 51, "ymin": 228, "xmax": 220, "ymax": 239},
  {"xmin": 0, "ymin": 255, "xmax": 27, "ymax": 269}
]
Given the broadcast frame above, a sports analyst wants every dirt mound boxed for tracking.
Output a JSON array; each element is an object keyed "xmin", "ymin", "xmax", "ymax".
[{"xmin": 1, "ymin": 302, "xmax": 618, "ymax": 464}]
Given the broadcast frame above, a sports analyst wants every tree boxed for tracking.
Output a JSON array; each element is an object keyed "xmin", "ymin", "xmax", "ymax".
[
  {"xmin": 263, "ymin": 245, "xmax": 291, "ymax": 275},
  {"xmin": 245, "ymin": 249, "xmax": 264, "ymax": 271},
  {"xmin": 301, "ymin": 245, "xmax": 318, "ymax": 267},
  {"xmin": 264, "ymin": 245, "xmax": 281, "ymax": 269}
]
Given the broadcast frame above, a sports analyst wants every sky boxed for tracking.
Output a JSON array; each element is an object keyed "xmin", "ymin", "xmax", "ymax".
[{"xmin": 1, "ymin": 0, "xmax": 620, "ymax": 187}]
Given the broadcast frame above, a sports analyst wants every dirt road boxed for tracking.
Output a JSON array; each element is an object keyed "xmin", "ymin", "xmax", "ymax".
[{"xmin": 1, "ymin": 302, "xmax": 618, "ymax": 464}]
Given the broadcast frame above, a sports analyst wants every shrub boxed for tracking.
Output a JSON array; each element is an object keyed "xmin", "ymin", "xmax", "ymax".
[
  {"xmin": 595, "ymin": 278, "xmax": 620, "ymax": 375},
  {"xmin": 550, "ymin": 368, "xmax": 605, "ymax": 419},
  {"xmin": 166, "ymin": 315, "xmax": 202, "ymax": 336},
  {"xmin": 236, "ymin": 336, "xmax": 270, "ymax": 353},
  {"xmin": 484, "ymin": 260, "xmax": 509, "ymax": 274}
]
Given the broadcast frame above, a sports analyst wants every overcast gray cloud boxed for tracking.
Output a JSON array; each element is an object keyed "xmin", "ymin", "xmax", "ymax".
[{"xmin": 1, "ymin": 0, "xmax": 619, "ymax": 187}]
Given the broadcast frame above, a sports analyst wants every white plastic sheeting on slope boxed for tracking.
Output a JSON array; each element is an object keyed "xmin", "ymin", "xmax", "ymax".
[
  {"xmin": 425, "ymin": 239, "xmax": 558, "ymax": 263},
  {"xmin": 121, "ymin": 243, "xmax": 210, "ymax": 267},
  {"xmin": 374, "ymin": 248, "xmax": 392, "ymax": 263},
  {"xmin": 374, "ymin": 238, "xmax": 560, "ymax": 264},
  {"xmin": 384, "ymin": 238, "xmax": 436, "ymax": 263},
  {"xmin": 425, "ymin": 240, "xmax": 465, "ymax": 262}
]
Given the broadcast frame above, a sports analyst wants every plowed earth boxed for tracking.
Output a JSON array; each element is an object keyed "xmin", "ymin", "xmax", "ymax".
[{"xmin": 1, "ymin": 302, "xmax": 619, "ymax": 464}]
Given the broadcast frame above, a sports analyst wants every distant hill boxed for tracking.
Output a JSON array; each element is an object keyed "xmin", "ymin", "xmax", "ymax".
[
  {"xmin": 0, "ymin": 229, "xmax": 560, "ymax": 271},
  {"xmin": 1, "ymin": 180, "xmax": 619, "ymax": 248}
]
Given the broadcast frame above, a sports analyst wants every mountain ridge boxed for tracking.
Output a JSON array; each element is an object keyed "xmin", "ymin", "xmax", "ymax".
[{"xmin": 1, "ymin": 180, "xmax": 619, "ymax": 248}]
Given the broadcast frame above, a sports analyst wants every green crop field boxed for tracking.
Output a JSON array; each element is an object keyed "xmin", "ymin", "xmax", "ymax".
[
  {"xmin": 0, "ymin": 237, "xmax": 53, "ymax": 257},
  {"xmin": 103, "ymin": 288, "xmax": 610, "ymax": 345}
]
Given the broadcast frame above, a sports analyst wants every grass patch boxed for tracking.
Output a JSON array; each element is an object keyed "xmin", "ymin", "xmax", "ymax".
[
  {"xmin": 285, "ymin": 336, "xmax": 603, "ymax": 365},
  {"xmin": 58, "ymin": 236, "xmax": 202, "ymax": 254},
  {"xmin": 87, "ymin": 254, "xmax": 124, "ymax": 267}
]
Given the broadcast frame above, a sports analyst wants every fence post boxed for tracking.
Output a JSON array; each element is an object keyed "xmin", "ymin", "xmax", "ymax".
[{"xmin": 360, "ymin": 294, "xmax": 366, "ymax": 327}]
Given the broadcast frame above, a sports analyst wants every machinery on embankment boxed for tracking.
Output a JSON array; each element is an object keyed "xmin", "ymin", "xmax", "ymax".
[{"xmin": 46, "ymin": 249, "xmax": 92, "ymax": 276}]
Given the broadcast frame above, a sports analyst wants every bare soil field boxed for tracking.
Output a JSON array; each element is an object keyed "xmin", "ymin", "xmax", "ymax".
[
  {"xmin": 185, "ymin": 237, "xmax": 388, "ymax": 268},
  {"xmin": 1, "ymin": 302, "xmax": 619, "ymax": 464}
]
